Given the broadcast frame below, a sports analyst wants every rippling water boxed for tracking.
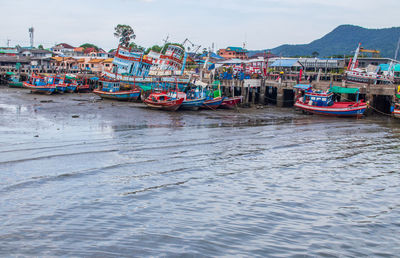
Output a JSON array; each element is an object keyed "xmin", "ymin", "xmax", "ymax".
[{"xmin": 1, "ymin": 88, "xmax": 400, "ymax": 257}]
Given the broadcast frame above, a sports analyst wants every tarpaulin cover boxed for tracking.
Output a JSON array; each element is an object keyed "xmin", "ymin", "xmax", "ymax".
[{"xmin": 330, "ymin": 86, "xmax": 359, "ymax": 94}]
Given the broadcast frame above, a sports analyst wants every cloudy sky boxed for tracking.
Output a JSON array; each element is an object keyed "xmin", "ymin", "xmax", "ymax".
[{"xmin": 1, "ymin": 0, "xmax": 399, "ymax": 51}]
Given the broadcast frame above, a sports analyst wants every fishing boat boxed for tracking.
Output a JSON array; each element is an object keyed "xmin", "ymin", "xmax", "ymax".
[
  {"xmin": 392, "ymin": 86, "xmax": 400, "ymax": 118},
  {"xmin": 143, "ymin": 92, "xmax": 184, "ymax": 111},
  {"xmin": 55, "ymin": 76, "xmax": 67, "ymax": 93},
  {"xmin": 393, "ymin": 104, "xmax": 400, "ymax": 118},
  {"xmin": 294, "ymin": 85, "xmax": 367, "ymax": 117},
  {"xmin": 345, "ymin": 43, "xmax": 394, "ymax": 84},
  {"xmin": 76, "ymin": 80, "xmax": 90, "ymax": 92},
  {"xmin": 93, "ymin": 77, "xmax": 140, "ymax": 101},
  {"xmin": 23, "ymin": 74, "xmax": 57, "ymax": 94},
  {"xmin": 220, "ymin": 96, "xmax": 242, "ymax": 109},
  {"xmin": 201, "ymin": 81, "xmax": 224, "ymax": 109},
  {"xmin": 179, "ymin": 87, "xmax": 206, "ymax": 111},
  {"xmin": 8, "ymin": 73, "xmax": 23, "ymax": 88}
]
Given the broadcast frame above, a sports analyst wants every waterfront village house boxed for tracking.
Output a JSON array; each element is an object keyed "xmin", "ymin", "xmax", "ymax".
[
  {"xmin": 51, "ymin": 43, "xmax": 75, "ymax": 56},
  {"xmin": 73, "ymin": 47, "xmax": 84, "ymax": 56},
  {"xmin": 50, "ymin": 56, "xmax": 80, "ymax": 72},
  {"xmin": 217, "ymin": 47, "xmax": 248, "ymax": 60},
  {"xmin": 101, "ymin": 58, "xmax": 113, "ymax": 72},
  {"xmin": 0, "ymin": 56, "xmax": 30, "ymax": 72},
  {"xmin": 87, "ymin": 58, "xmax": 104, "ymax": 73},
  {"xmin": 0, "ymin": 47, "xmax": 18, "ymax": 56}
]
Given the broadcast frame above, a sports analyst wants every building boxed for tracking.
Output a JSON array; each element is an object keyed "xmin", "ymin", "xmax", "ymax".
[
  {"xmin": 217, "ymin": 47, "xmax": 248, "ymax": 60},
  {"xmin": 51, "ymin": 43, "xmax": 75, "ymax": 56},
  {"xmin": 298, "ymin": 58, "xmax": 345, "ymax": 73},
  {"xmin": 19, "ymin": 48, "xmax": 53, "ymax": 59},
  {"xmin": 0, "ymin": 47, "xmax": 18, "ymax": 56},
  {"xmin": 0, "ymin": 56, "xmax": 31, "ymax": 73}
]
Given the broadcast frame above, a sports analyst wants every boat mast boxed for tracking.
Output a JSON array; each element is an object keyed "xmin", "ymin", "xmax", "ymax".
[
  {"xmin": 394, "ymin": 36, "xmax": 400, "ymax": 61},
  {"xmin": 350, "ymin": 43, "xmax": 361, "ymax": 70}
]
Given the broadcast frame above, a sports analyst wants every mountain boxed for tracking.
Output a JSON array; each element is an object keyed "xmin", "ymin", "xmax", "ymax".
[{"xmin": 251, "ymin": 25, "xmax": 400, "ymax": 58}]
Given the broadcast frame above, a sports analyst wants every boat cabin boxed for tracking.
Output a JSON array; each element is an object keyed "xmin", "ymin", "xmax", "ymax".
[
  {"xmin": 100, "ymin": 79, "xmax": 120, "ymax": 92},
  {"xmin": 303, "ymin": 91, "xmax": 334, "ymax": 107}
]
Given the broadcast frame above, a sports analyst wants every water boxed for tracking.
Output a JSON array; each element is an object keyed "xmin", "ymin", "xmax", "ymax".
[{"xmin": 1, "ymin": 87, "xmax": 400, "ymax": 257}]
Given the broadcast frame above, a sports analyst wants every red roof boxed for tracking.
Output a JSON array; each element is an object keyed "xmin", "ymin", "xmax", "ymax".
[
  {"xmin": 84, "ymin": 47, "xmax": 97, "ymax": 54},
  {"xmin": 55, "ymin": 43, "xmax": 74, "ymax": 49}
]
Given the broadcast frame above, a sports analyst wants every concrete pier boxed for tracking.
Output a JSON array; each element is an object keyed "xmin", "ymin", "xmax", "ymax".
[{"xmin": 219, "ymin": 78, "xmax": 397, "ymax": 114}]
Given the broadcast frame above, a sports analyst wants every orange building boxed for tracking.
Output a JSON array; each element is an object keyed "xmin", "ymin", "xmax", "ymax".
[{"xmin": 217, "ymin": 46, "xmax": 248, "ymax": 59}]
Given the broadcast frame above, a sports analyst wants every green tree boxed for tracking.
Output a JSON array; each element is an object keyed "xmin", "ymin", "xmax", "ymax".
[
  {"xmin": 128, "ymin": 42, "xmax": 145, "ymax": 51},
  {"xmin": 38, "ymin": 44, "xmax": 44, "ymax": 50},
  {"xmin": 80, "ymin": 43, "xmax": 99, "ymax": 51},
  {"xmin": 114, "ymin": 24, "xmax": 135, "ymax": 47},
  {"xmin": 145, "ymin": 45, "xmax": 163, "ymax": 54}
]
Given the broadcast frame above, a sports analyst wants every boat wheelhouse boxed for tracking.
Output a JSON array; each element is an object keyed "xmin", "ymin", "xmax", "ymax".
[{"xmin": 111, "ymin": 45, "xmax": 152, "ymax": 77}]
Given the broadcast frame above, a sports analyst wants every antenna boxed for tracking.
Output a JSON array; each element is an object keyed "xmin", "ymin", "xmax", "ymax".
[
  {"xmin": 394, "ymin": 36, "xmax": 400, "ymax": 61},
  {"xmin": 162, "ymin": 34, "xmax": 169, "ymax": 45},
  {"xmin": 29, "ymin": 27, "xmax": 34, "ymax": 48},
  {"xmin": 6, "ymin": 39, "xmax": 10, "ymax": 47}
]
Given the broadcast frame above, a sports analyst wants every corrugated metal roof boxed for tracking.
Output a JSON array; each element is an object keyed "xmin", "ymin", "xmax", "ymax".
[{"xmin": 270, "ymin": 59, "xmax": 301, "ymax": 67}]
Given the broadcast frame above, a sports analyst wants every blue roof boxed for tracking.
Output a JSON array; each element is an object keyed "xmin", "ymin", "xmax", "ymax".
[
  {"xmin": 270, "ymin": 59, "xmax": 300, "ymax": 67},
  {"xmin": 226, "ymin": 46, "xmax": 247, "ymax": 53},
  {"xmin": 200, "ymin": 52, "xmax": 224, "ymax": 59}
]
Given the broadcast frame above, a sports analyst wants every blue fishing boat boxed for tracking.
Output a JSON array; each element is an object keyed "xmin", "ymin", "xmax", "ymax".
[
  {"xmin": 23, "ymin": 74, "xmax": 57, "ymax": 94},
  {"xmin": 201, "ymin": 81, "xmax": 224, "ymax": 109},
  {"xmin": 93, "ymin": 77, "xmax": 140, "ymax": 101}
]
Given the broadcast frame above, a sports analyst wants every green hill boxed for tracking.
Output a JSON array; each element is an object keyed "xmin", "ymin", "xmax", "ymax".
[{"xmin": 252, "ymin": 25, "xmax": 400, "ymax": 58}]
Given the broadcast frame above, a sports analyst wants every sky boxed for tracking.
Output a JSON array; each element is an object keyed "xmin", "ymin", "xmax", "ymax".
[{"xmin": 0, "ymin": 0, "xmax": 399, "ymax": 51}]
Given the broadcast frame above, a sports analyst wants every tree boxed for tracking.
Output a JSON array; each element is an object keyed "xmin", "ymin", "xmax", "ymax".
[
  {"xmin": 80, "ymin": 43, "xmax": 99, "ymax": 51},
  {"xmin": 38, "ymin": 44, "xmax": 44, "ymax": 50},
  {"xmin": 114, "ymin": 24, "xmax": 135, "ymax": 47},
  {"xmin": 145, "ymin": 45, "xmax": 163, "ymax": 54},
  {"xmin": 312, "ymin": 51, "xmax": 319, "ymax": 57},
  {"xmin": 128, "ymin": 42, "xmax": 145, "ymax": 51}
]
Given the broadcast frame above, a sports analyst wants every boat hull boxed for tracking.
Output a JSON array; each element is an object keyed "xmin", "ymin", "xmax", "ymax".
[
  {"xmin": 294, "ymin": 101, "xmax": 367, "ymax": 117},
  {"xmin": 220, "ymin": 96, "xmax": 242, "ymax": 109},
  {"xmin": 23, "ymin": 82, "xmax": 56, "ymax": 94},
  {"xmin": 393, "ymin": 108, "xmax": 400, "ymax": 119},
  {"xmin": 66, "ymin": 85, "xmax": 78, "ymax": 93},
  {"xmin": 201, "ymin": 97, "xmax": 223, "ymax": 109},
  {"xmin": 8, "ymin": 82, "xmax": 23, "ymax": 88},
  {"xmin": 77, "ymin": 85, "xmax": 90, "ymax": 92},
  {"xmin": 56, "ymin": 85, "xmax": 67, "ymax": 93},
  {"xmin": 180, "ymin": 98, "xmax": 206, "ymax": 111},
  {"xmin": 93, "ymin": 89, "xmax": 140, "ymax": 101},
  {"xmin": 144, "ymin": 98, "xmax": 184, "ymax": 111}
]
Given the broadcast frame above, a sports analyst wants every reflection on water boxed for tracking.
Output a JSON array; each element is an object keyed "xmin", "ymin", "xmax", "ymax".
[{"xmin": 0, "ymin": 93, "xmax": 400, "ymax": 257}]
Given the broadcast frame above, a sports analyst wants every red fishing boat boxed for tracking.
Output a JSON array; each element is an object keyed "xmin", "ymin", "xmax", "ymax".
[
  {"xmin": 220, "ymin": 96, "xmax": 243, "ymax": 109},
  {"xmin": 143, "ymin": 92, "xmax": 184, "ymax": 111},
  {"xmin": 294, "ymin": 85, "xmax": 367, "ymax": 117},
  {"xmin": 393, "ymin": 104, "xmax": 400, "ymax": 118}
]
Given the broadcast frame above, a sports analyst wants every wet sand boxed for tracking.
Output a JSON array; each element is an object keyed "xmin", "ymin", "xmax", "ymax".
[{"xmin": 1, "ymin": 86, "xmax": 400, "ymax": 257}]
